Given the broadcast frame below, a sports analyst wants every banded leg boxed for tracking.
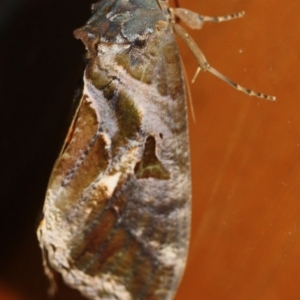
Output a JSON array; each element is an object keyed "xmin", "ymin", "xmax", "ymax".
[
  {"xmin": 171, "ymin": 9, "xmax": 276, "ymax": 101},
  {"xmin": 172, "ymin": 8, "xmax": 245, "ymax": 30}
]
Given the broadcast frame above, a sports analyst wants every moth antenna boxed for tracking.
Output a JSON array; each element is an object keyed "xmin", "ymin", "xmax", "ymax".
[
  {"xmin": 172, "ymin": 23, "xmax": 276, "ymax": 101},
  {"xmin": 181, "ymin": 57, "xmax": 196, "ymax": 123},
  {"xmin": 172, "ymin": 8, "xmax": 245, "ymax": 30}
]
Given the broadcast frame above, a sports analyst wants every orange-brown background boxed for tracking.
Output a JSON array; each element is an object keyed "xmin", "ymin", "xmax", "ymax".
[{"xmin": 0, "ymin": 0, "xmax": 298, "ymax": 299}]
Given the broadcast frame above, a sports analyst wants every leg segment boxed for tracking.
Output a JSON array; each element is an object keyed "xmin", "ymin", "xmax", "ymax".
[
  {"xmin": 172, "ymin": 14, "xmax": 276, "ymax": 101},
  {"xmin": 172, "ymin": 8, "xmax": 245, "ymax": 30}
]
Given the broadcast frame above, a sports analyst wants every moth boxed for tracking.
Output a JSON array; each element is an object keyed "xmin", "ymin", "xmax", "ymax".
[{"xmin": 37, "ymin": 1, "xmax": 275, "ymax": 300}]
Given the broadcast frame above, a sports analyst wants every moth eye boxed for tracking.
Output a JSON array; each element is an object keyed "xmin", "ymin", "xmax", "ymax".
[
  {"xmin": 159, "ymin": 133, "xmax": 163, "ymax": 139},
  {"xmin": 133, "ymin": 38, "xmax": 146, "ymax": 48}
]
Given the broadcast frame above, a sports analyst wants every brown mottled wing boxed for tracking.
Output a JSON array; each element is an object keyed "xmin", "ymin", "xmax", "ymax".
[{"xmin": 37, "ymin": 0, "xmax": 191, "ymax": 299}]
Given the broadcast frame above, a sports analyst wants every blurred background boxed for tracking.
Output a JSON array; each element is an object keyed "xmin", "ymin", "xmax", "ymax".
[{"xmin": 0, "ymin": 0, "xmax": 298, "ymax": 299}]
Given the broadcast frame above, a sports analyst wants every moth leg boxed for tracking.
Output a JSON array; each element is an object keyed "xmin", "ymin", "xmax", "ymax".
[
  {"xmin": 172, "ymin": 8, "xmax": 245, "ymax": 30},
  {"xmin": 172, "ymin": 23, "xmax": 276, "ymax": 101}
]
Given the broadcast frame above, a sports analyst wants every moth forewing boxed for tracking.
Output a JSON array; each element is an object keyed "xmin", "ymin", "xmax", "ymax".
[{"xmin": 38, "ymin": 0, "xmax": 191, "ymax": 300}]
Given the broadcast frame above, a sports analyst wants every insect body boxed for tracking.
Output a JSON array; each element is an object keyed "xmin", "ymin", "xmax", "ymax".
[
  {"xmin": 37, "ymin": 1, "xmax": 275, "ymax": 300},
  {"xmin": 38, "ymin": 1, "xmax": 191, "ymax": 300}
]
